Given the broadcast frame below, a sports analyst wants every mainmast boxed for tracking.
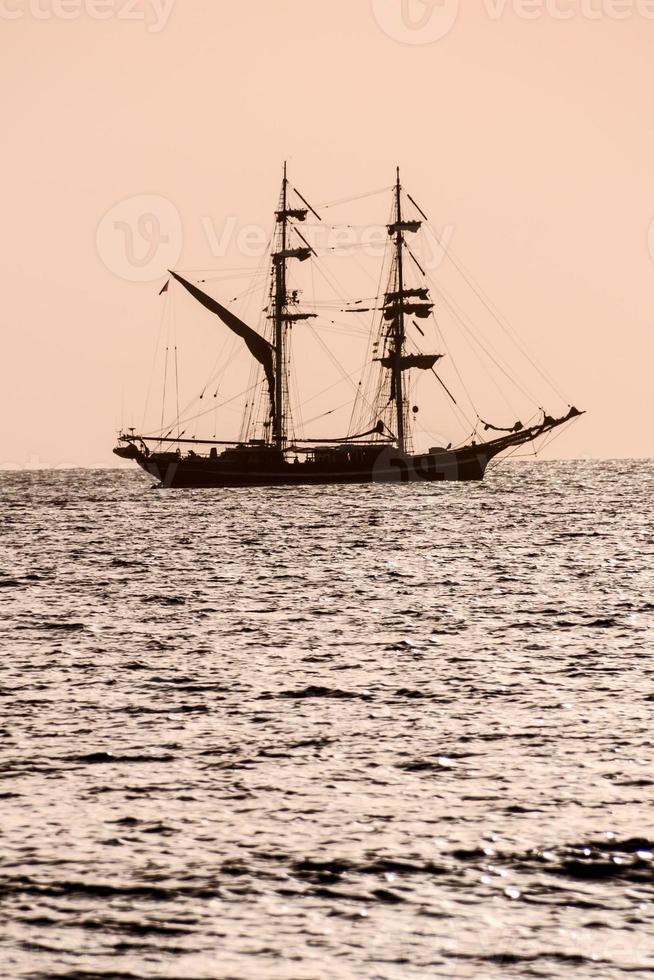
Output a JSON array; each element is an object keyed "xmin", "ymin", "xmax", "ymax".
[
  {"xmin": 269, "ymin": 164, "xmax": 320, "ymax": 447},
  {"xmin": 372, "ymin": 169, "xmax": 438, "ymax": 453},
  {"xmin": 393, "ymin": 167, "xmax": 406, "ymax": 453}
]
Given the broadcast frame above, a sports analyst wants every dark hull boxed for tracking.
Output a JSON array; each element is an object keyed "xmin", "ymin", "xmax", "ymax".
[
  {"xmin": 114, "ymin": 410, "xmax": 582, "ymax": 488},
  {"xmin": 127, "ymin": 445, "xmax": 492, "ymax": 488}
]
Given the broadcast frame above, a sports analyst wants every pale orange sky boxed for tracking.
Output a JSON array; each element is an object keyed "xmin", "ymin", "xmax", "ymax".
[{"xmin": 1, "ymin": 0, "xmax": 653, "ymax": 466}]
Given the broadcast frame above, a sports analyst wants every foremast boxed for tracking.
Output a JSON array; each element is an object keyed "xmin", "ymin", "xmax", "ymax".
[{"xmin": 270, "ymin": 163, "xmax": 319, "ymax": 447}]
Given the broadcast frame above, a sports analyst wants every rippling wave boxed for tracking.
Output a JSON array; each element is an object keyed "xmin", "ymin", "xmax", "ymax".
[{"xmin": 1, "ymin": 461, "xmax": 652, "ymax": 978}]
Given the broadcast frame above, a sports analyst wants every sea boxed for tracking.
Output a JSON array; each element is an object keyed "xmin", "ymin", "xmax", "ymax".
[{"xmin": 1, "ymin": 460, "xmax": 653, "ymax": 979}]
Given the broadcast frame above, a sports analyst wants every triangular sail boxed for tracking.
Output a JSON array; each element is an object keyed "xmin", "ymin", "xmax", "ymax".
[{"xmin": 169, "ymin": 270, "xmax": 276, "ymax": 417}]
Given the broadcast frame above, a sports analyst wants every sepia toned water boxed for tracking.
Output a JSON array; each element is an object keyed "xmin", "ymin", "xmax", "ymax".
[{"xmin": 0, "ymin": 460, "xmax": 653, "ymax": 980}]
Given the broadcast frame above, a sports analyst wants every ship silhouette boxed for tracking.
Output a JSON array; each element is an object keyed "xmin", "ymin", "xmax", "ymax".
[{"xmin": 114, "ymin": 166, "xmax": 582, "ymax": 486}]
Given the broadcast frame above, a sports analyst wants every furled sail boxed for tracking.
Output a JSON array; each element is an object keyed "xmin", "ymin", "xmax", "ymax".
[
  {"xmin": 385, "ymin": 287, "xmax": 430, "ymax": 303},
  {"xmin": 383, "ymin": 302, "xmax": 433, "ymax": 320},
  {"xmin": 380, "ymin": 353, "xmax": 443, "ymax": 371},
  {"xmin": 273, "ymin": 247, "xmax": 312, "ymax": 262},
  {"xmin": 276, "ymin": 208, "xmax": 308, "ymax": 222},
  {"xmin": 481, "ymin": 418, "xmax": 524, "ymax": 433},
  {"xmin": 170, "ymin": 271, "xmax": 276, "ymax": 415},
  {"xmin": 387, "ymin": 220, "xmax": 421, "ymax": 234}
]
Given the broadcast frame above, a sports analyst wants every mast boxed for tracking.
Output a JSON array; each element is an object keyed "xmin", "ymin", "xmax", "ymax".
[
  {"xmin": 269, "ymin": 164, "xmax": 319, "ymax": 447},
  {"xmin": 393, "ymin": 167, "xmax": 406, "ymax": 453},
  {"xmin": 368, "ymin": 171, "xmax": 437, "ymax": 450},
  {"xmin": 273, "ymin": 163, "xmax": 288, "ymax": 447}
]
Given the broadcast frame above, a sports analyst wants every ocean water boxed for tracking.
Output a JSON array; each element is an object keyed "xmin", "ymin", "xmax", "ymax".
[{"xmin": 0, "ymin": 460, "xmax": 653, "ymax": 980}]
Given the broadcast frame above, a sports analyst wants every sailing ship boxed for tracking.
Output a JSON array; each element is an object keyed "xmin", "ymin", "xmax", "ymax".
[{"xmin": 114, "ymin": 166, "xmax": 583, "ymax": 486}]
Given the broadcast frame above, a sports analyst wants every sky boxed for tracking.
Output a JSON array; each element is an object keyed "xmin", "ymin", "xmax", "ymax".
[{"xmin": 1, "ymin": 0, "xmax": 653, "ymax": 467}]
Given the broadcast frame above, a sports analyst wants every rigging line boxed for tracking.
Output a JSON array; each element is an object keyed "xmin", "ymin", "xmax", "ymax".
[
  {"xmin": 429, "ymin": 288, "xmax": 520, "ymax": 421},
  {"xmin": 189, "ymin": 273, "xmax": 270, "ymax": 288},
  {"xmin": 160, "ymin": 343, "xmax": 169, "ymax": 437},
  {"xmin": 322, "ymin": 240, "xmax": 389, "ymax": 253},
  {"xmin": 290, "ymin": 255, "xmax": 359, "ymax": 432},
  {"xmin": 406, "ymin": 242, "xmax": 502, "ymax": 399},
  {"xmin": 532, "ymin": 418, "xmax": 577, "ymax": 457},
  {"xmin": 428, "ymin": 228, "xmax": 571, "ymax": 404},
  {"xmin": 350, "ymin": 252, "xmax": 394, "ymax": 433},
  {"xmin": 427, "ymin": 275, "xmax": 540, "ymax": 407},
  {"xmin": 174, "ymin": 344, "xmax": 180, "ymax": 439},
  {"xmin": 240, "ymin": 232, "xmax": 271, "ymax": 443},
  {"xmin": 308, "ymin": 249, "xmax": 367, "ymax": 307},
  {"xmin": 349, "ymin": 195, "xmax": 396, "ymax": 433},
  {"xmin": 198, "ymin": 330, "xmax": 234, "ymax": 400},
  {"xmin": 487, "ymin": 439, "xmax": 534, "ymax": 468},
  {"xmin": 175, "ymin": 266, "xmax": 270, "ymax": 277},
  {"xmin": 239, "ymin": 359, "xmax": 258, "ymax": 443},
  {"xmin": 448, "ymin": 250, "xmax": 571, "ymax": 404},
  {"xmin": 182, "ymin": 246, "xmax": 271, "ymax": 422},
  {"xmin": 317, "ymin": 329, "xmax": 373, "ymax": 343},
  {"xmin": 221, "ymin": 278, "xmax": 272, "ymax": 307},
  {"xmin": 166, "ymin": 332, "xmax": 242, "ymax": 435},
  {"xmin": 157, "ymin": 268, "xmax": 266, "ymax": 430},
  {"xmin": 317, "ymin": 185, "xmax": 392, "ymax": 209},
  {"xmin": 145, "ymin": 379, "xmax": 266, "ymax": 437},
  {"xmin": 344, "ymin": 244, "xmax": 388, "ymax": 291},
  {"xmin": 308, "ymin": 221, "xmax": 390, "ymax": 312},
  {"xmin": 303, "ymin": 295, "xmax": 383, "ymax": 306},
  {"xmin": 428, "ymin": 312, "xmax": 481, "ymax": 422},
  {"xmin": 288, "ymin": 347, "xmax": 304, "ymax": 441},
  {"xmin": 243, "ymin": 226, "xmax": 277, "ymax": 443},
  {"xmin": 285, "ymin": 222, "xmax": 381, "ymax": 432},
  {"xmin": 305, "ymin": 320, "xmax": 373, "ymax": 405},
  {"xmin": 400, "ymin": 328, "xmax": 476, "ymax": 430},
  {"xmin": 305, "ymin": 257, "xmax": 387, "ymax": 421},
  {"xmin": 290, "ymin": 360, "xmax": 371, "ymax": 415},
  {"xmin": 141, "ymin": 292, "xmax": 168, "ymax": 433},
  {"xmin": 300, "ymin": 399, "xmax": 355, "ymax": 427},
  {"xmin": 485, "ymin": 415, "xmax": 557, "ymax": 469},
  {"xmin": 313, "ymin": 319, "xmax": 372, "ymax": 335},
  {"xmin": 480, "ymin": 410, "xmax": 540, "ymax": 458}
]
